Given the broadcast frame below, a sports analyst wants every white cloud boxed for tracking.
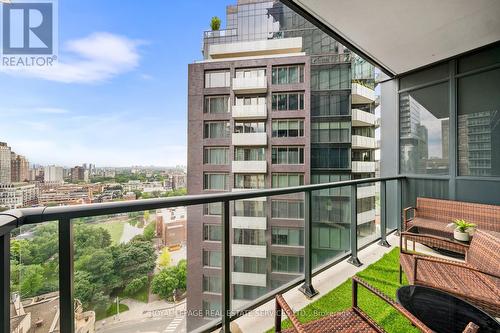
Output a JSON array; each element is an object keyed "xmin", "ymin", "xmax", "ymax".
[{"xmin": 0, "ymin": 32, "xmax": 142, "ymax": 83}]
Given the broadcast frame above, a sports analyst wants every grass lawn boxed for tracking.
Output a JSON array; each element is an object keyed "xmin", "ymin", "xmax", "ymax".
[
  {"xmin": 97, "ymin": 220, "xmax": 126, "ymax": 244},
  {"xmin": 95, "ymin": 302, "xmax": 129, "ymax": 321},
  {"xmin": 267, "ymin": 248, "xmax": 417, "ymax": 333}
]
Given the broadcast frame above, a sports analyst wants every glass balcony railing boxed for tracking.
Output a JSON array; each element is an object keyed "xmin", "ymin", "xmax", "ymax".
[{"xmin": 0, "ymin": 176, "xmax": 404, "ymax": 333}]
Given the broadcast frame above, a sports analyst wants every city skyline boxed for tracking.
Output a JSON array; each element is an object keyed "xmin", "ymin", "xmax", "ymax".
[{"xmin": 0, "ymin": 0, "xmax": 230, "ymax": 167}]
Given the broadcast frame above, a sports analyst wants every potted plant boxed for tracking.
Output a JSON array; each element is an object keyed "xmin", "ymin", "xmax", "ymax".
[
  {"xmin": 210, "ymin": 16, "xmax": 221, "ymax": 37},
  {"xmin": 449, "ymin": 219, "xmax": 476, "ymax": 241}
]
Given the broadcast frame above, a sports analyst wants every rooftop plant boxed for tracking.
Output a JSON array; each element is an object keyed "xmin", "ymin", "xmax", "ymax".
[{"xmin": 211, "ymin": 16, "xmax": 221, "ymax": 31}]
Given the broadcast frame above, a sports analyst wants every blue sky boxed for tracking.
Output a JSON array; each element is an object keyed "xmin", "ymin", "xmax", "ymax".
[{"xmin": 0, "ymin": 0, "xmax": 229, "ymax": 167}]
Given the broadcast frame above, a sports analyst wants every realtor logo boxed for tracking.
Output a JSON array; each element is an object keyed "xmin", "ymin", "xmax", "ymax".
[{"xmin": 1, "ymin": 0, "xmax": 57, "ymax": 66}]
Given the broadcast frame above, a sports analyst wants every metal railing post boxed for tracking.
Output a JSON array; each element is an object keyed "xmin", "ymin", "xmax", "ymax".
[
  {"xmin": 59, "ymin": 218, "xmax": 74, "ymax": 333},
  {"xmin": 378, "ymin": 180, "xmax": 390, "ymax": 247},
  {"xmin": 1, "ymin": 233, "xmax": 10, "ymax": 333},
  {"xmin": 220, "ymin": 200, "xmax": 231, "ymax": 332},
  {"xmin": 348, "ymin": 185, "xmax": 362, "ymax": 267},
  {"xmin": 299, "ymin": 190, "xmax": 318, "ymax": 298},
  {"xmin": 396, "ymin": 178, "xmax": 403, "ymax": 235}
]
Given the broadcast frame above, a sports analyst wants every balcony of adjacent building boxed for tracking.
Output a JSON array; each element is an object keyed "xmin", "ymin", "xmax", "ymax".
[
  {"xmin": 351, "ymin": 161, "xmax": 376, "ymax": 173},
  {"xmin": 232, "ymin": 69, "xmax": 267, "ymax": 94},
  {"xmin": 351, "ymin": 135, "xmax": 376, "ymax": 149},
  {"xmin": 352, "ymin": 108, "xmax": 377, "ymax": 127},
  {"xmin": 232, "ymin": 103, "xmax": 267, "ymax": 120},
  {"xmin": 351, "ymin": 83, "xmax": 376, "ymax": 104}
]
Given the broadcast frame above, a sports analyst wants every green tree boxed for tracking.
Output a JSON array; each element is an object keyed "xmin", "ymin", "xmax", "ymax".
[
  {"xmin": 143, "ymin": 222, "xmax": 156, "ymax": 241},
  {"xmin": 74, "ymin": 224, "xmax": 112, "ymax": 258},
  {"xmin": 151, "ymin": 268, "xmax": 179, "ymax": 299},
  {"xmin": 175, "ymin": 259, "xmax": 187, "ymax": 290},
  {"xmin": 112, "ymin": 241, "xmax": 157, "ymax": 283},
  {"xmin": 158, "ymin": 248, "xmax": 171, "ymax": 268},
  {"xmin": 10, "ymin": 239, "xmax": 33, "ymax": 264},
  {"xmin": 75, "ymin": 249, "xmax": 120, "ymax": 291},
  {"xmin": 124, "ymin": 276, "xmax": 148, "ymax": 296},
  {"xmin": 20, "ymin": 264, "xmax": 44, "ymax": 297}
]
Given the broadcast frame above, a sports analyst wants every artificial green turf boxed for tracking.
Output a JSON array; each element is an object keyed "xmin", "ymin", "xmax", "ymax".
[{"xmin": 266, "ymin": 248, "xmax": 418, "ymax": 333}]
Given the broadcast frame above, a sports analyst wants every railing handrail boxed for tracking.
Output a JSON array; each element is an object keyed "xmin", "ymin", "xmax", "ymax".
[{"xmin": 0, "ymin": 176, "xmax": 403, "ymax": 230}]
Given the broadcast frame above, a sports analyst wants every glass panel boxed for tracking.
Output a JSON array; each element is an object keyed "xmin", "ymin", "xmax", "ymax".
[
  {"xmin": 399, "ymin": 82, "xmax": 449, "ymax": 175},
  {"xmin": 458, "ymin": 68, "xmax": 500, "ymax": 176},
  {"xmin": 399, "ymin": 63, "xmax": 448, "ymax": 90}
]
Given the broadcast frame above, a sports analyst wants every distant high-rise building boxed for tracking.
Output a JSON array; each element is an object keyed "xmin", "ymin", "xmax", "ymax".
[
  {"xmin": 44, "ymin": 165, "xmax": 64, "ymax": 184},
  {"xmin": 0, "ymin": 142, "xmax": 12, "ymax": 184},
  {"xmin": 71, "ymin": 166, "xmax": 89, "ymax": 183},
  {"xmin": 11, "ymin": 153, "xmax": 29, "ymax": 182}
]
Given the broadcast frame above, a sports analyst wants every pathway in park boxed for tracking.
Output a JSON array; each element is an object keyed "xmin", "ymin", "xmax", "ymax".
[{"xmin": 120, "ymin": 222, "xmax": 143, "ymax": 243}]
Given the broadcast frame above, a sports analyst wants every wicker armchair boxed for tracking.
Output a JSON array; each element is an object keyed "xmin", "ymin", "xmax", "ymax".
[
  {"xmin": 400, "ymin": 229, "xmax": 500, "ymax": 317},
  {"xmin": 274, "ymin": 276, "xmax": 479, "ymax": 333}
]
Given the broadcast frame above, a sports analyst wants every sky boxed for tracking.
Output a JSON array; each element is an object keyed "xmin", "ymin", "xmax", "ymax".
[{"xmin": 0, "ymin": 0, "xmax": 229, "ymax": 167}]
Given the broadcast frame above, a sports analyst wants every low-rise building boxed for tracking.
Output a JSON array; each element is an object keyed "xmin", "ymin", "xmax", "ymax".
[
  {"xmin": 39, "ymin": 184, "xmax": 92, "ymax": 206},
  {"xmin": 10, "ymin": 292, "xmax": 95, "ymax": 333},
  {"xmin": 156, "ymin": 207, "xmax": 187, "ymax": 247},
  {"xmin": 0, "ymin": 183, "xmax": 38, "ymax": 209}
]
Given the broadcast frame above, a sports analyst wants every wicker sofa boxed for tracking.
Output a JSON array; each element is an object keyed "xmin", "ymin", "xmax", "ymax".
[
  {"xmin": 400, "ymin": 229, "xmax": 500, "ymax": 317},
  {"xmin": 404, "ymin": 197, "xmax": 500, "ymax": 236},
  {"xmin": 274, "ymin": 276, "xmax": 479, "ymax": 333}
]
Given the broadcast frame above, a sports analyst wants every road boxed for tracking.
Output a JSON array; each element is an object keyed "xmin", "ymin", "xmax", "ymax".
[
  {"xmin": 96, "ymin": 315, "xmax": 186, "ymax": 333},
  {"xmin": 120, "ymin": 222, "xmax": 143, "ymax": 243}
]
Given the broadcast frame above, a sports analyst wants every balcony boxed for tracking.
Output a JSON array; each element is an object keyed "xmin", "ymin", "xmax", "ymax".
[
  {"xmin": 232, "ymin": 160, "xmax": 267, "ymax": 173},
  {"xmin": 231, "ymin": 244, "xmax": 267, "ymax": 258},
  {"xmin": 232, "ymin": 132, "xmax": 267, "ymax": 146},
  {"xmin": 232, "ymin": 76, "xmax": 267, "ymax": 94},
  {"xmin": 357, "ymin": 184, "xmax": 376, "ymax": 198},
  {"xmin": 207, "ymin": 37, "xmax": 302, "ymax": 60},
  {"xmin": 352, "ymin": 161, "xmax": 376, "ymax": 173},
  {"xmin": 351, "ymin": 135, "xmax": 376, "ymax": 149},
  {"xmin": 232, "ymin": 104, "xmax": 267, "ymax": 120},
  {"xmin": 352, "ymin": 109, "xmax": 376, "ymax": 127},
  {"xmin": 351, "ymin": 83, "xmax": 376, "ymax": 104},
  {"xmin": 231, "ymin": 216, "xmax": 267, "ymax": 230},
  {"xmin": 357, "ymin": 209, "xmax": 376, "ymax": 225},
  {"xmin": 231, "ymin": 272, "xmax": 267, "ymax": 287}
]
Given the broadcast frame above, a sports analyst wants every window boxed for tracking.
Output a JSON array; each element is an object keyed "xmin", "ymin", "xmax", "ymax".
[
  {"xmin": 204, "ymin": 203, "xmax": 221, "ymax": 216},
  {"xmin": 235, "ymin": 68, "xmax": 266, "ymax": 78},
  {"xmin": 271, "ymin": 255, "xmax": 303, "ymax": 273},
  {"xmin": 358, "ymin": 197, "xmax": 375, "ymax": 213},
  {"xmin": 352, "ymin": 127, "xmax": 374, "ymax": 137},
  {"xmin": 203, "ymin": 250, "xmax": 221, "ymax": 267},
  {"xmin": 272, "ymin": 227, "xmax": 304, "ymax": 246},
  {"xmin": 311, "ymin": 121, "xmax": 350, "ymax": 143},
  {"xmin": 234, "ymin": 147, "xmax": 265, "ymax": 161},
  {"xmin": 311, "ymin": 173, "xmax": 351, "ymax": 196},
  {"xmin": 399, "ymin": 82, "xmax": 449, "ymax": 175},
  {"xmin": 311, "ymin": 92, "xmax": 350, "ymax": 116},
  {"xmin": 203, "ymin": 173, "xmax": 229, "ymax": 190},
  {"xmin": 311, "ymin": 65, "xmax": 351, "ymax": 90},
  {"xmin": 233, "ymin": 257, "xmax": 266, "ymax": 274},
  {"xmin": 203, "ymin": 275, "xmax": 221, "ymax": 293},
  {"xmin": 233, "ymin": 228, "xmax": 266, "ymax": 245},
  {"xmin": 203, "ymin": 224, "xmax": 222, "ymax": 241},
  {"xmin": 234, "ymin": 121, "xmax": 266, "ymax": 133},
  {"xmin": 458, "ymin": 67, "xmax": 500, "ymax": 177},
  {"xmin": 234, "ymin": 174, "xmax": 265, "ymax": 189},
  {"xmin": 271, "ymin": 147, "xmax": 304, "ymax": 164},
  {"xmin": 233, "ymin": 285, "xmax": 267, "ymax": 300},
  {"xmin": 271, "ymin": 92, "xmax": 305, "ymax": 111},
  {"xmin": 272, "ymin": 120, "xmax": 305, "ymax": 137},
  {"xmin": 234, "ymin": 200, "xmax": 265, "ymax": 217},
  {"xmin": 235, "ymin": 96, "xmax": 266, "ymax": 106},
  {"xmin": 271, "ymin": 173, "xmax": 304, "ymax": 188},
  {"xmin": 311, "ymin": 147, "xmax": 350, "ymax": 169},
  {"xmin": 204, "ymin": 96, "xmax": 229, "ymax": 113},
  {"xmin": 203, "ymin": 300, "xmax": 221, "ymax": 318},
  {"xmin": 203, "ymin": 147, "xmax": 229, "ymax": 165},
  {"xmin": 312, "ymin": 226, "xmax": 343, "ymax": 250},
  {"xmin": 271, "ymin": 200, "xmax": 304, "ymax": 219},
  {"xmin": 272, "ymin": 65, "xmax": 305, "ymax": 84},
  {"xmin": 205, "ymin": 70, "xmax": 230, "ymax": 88},
  {"xmin": 204, "ymin": 121, "xmax": 230, "ymax": 139}
]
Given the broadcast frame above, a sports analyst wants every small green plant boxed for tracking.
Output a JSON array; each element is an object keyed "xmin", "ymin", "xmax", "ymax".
[
  {"xmin": 452, "ymin": 219, "xmax": 476, "ymax": 232},
  {"xmin": 210, "ymin": 16, "xmax": 221, "ymax": 31}
]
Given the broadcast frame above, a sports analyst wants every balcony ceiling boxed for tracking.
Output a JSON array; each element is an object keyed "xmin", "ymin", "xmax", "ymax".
[{"xmin": 287, "ymin": 0, "xmax": 500, "ymax": 76}]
